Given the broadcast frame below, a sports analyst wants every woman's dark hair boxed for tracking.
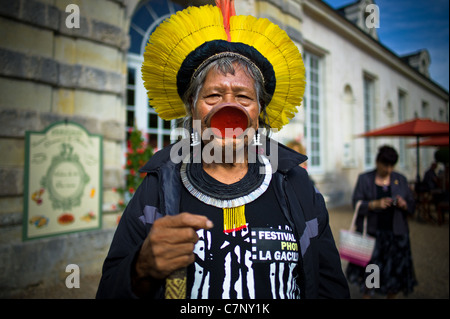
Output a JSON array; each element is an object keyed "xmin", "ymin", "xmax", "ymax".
[{"xmin": 376, "ymin": 145, "xmax": 399, "ymax": 165}]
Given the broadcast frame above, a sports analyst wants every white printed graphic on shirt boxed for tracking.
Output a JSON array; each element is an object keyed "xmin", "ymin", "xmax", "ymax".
[{"xmin": 190, "ymin": 225, "xmax": 300, "ymax": 299}]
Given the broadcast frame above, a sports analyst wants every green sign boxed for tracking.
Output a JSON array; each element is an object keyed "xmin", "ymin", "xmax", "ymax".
[{"xmin": 23, "ymin": 121, "xmax": 103, "ymax": 240}]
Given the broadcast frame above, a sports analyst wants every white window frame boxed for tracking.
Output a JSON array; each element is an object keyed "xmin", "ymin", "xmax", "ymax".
[
  {"xmin": 127, "ymin": 53, "xmax": 176, "ymax": 151},
  {"xmin": 303, "ymin": 51, "xmax": 324, "ymax": 173},
  {"xmin": 398, "ymin": 89, "xmax": 407, "ymax": 167}
]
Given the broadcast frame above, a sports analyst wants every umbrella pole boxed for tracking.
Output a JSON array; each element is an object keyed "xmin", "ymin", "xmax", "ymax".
[
  {"xmin": 416, "ymin": 136, "xmax": 421, "ymax": 184},
  {"xmin": 415, "ymin": 137, "xmax": 423, "ymax": 222}
]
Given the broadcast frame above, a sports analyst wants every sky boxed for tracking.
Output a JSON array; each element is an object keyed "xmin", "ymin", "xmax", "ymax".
[{"xmin": 323, "ymin": 0, "xmax": 449, "ymax": 92}]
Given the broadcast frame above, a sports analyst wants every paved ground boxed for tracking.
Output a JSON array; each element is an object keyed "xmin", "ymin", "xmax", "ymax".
[
  {"xmin": 330, "ymin": 205, "xmax": 449, "ymax": 299},
  {"xmin": 10, "ymin": 205, "xmax": 449, "ymax": 299}
]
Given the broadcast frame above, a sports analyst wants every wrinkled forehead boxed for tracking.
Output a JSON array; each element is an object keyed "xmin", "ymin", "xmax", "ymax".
[
  {"xmin": 199, "ymin": 58, "xmax": 259, "ymax": 88},
  {"xmin": 201, "ymin": 62, "xmax": 256, "ymax": 90}
]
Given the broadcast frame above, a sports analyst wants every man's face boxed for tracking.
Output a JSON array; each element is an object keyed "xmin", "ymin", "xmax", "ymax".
[{"xmin": 192, "ymin": 63, "xmax": 260, "ymax": 156}]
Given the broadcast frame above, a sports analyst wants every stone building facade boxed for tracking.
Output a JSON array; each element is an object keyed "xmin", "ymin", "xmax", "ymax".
[{"xmin": 0, "ymin": 0, "xmax": 448, "ymax": 296}]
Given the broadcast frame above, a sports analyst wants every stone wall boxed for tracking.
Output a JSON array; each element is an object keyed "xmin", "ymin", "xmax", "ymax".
[{"xmin": 0, "ymin": 0, "xmax": 131, "ymax": 296}]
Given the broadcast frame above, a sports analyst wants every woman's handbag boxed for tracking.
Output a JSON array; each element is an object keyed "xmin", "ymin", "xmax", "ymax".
[{"xmin": 339, "ymin": 200, "xmax": 376, "ymax": 267}]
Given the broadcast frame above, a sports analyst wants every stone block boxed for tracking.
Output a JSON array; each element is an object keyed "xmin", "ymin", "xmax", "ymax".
[
  {"xmin": 53, "ymin": 88, "xmax": 75, "ymax": 115},
  {"xmin": 60, "ymin": 13, "xmax": 92, "ymax": 39},
  {"xmin": 0, "ymin": 48, "xmax": 58, "ymax": 85},
  {"xmin": 46, "ymin": 4, "xmax": 61, "ymax": 31},
  {"xmin": 0, "ymin": 109, "xmax": 41, "ymax": 137},
  {"xmin": 0, "ymin": 0, "xmax": 61, "ymax": 31},
  {"xmin": 38, "ymin": 112, "xmax": 102, "ymax": 137},
  {"xmin": 0, "ymin": 196, "xmax": 23, "ymax": 227},
  {"xmin": 0, "ymin": 211, "xmax": 22, "ymax": 227},
  {"xmin": 103, "ymin": 140, "xmax": 123, "ymax": 167},
  {"xmin": 57, "ymin": 63, "xmax": 124, "ymax": 94},
  {"xmin": 0, "ymin": 79, "xmax": 52, "ymax": 113},
  {"xmin": 74, "ymin": 38, "xmax": 123, "ymax": 73},
  {"xmin": 0, "ymin": 167, "xmax": 23, "ymax": 196},
  {"xmin": 57, "ymin": 63, "xmax": 81, "ymax": 88},
  {"xmin": 103, "ymin": 167, "xmax": 123, "ymax": 189},
  {"xmin": 0, "ymin": 0, "xmax": 20, "ymax": 19},
  {"xmin": 70, "ymin": 115, "xmax": 102, "ymax": 136},
  {"xmin": 21, "ymin": 0, "xmax": 48, "ymax": 28},
  {"xmin": 0, "ymin": 138, "xmax": 25, "ymax": 166},
  {"xmin": 73, "ymin": 90, "xmax": 124, "ymax": 122},
  {"xmin": 0, "ymin": 17, "xmax": 54, "ymax": 58},
  {"xmin": 53, "ymin": 35, "xmax": 77, "ymax": 65},
  {"xmin": 0, "ymin": 48, "xmax": 23, "ymax": 78},
  {"xmin": 34, "ymin": 55, "xmax": 59, "ymax": 84},
  {"xmin": 92, "ymin": 19, "xmax": 127, "ymax": 49},
  {"xmin": 101, "ymin": 119, "xmax": 125, "ymax": 142},
  {"xmin": 57, "ymin": 8, "xmax": 128, "ymax": 51},
  {"xmin": 0, "ymin": 196, "xmax": 23, "ymax": 215}
]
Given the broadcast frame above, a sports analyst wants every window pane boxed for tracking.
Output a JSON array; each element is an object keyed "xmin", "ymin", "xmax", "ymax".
[
  {"xmin": 148, "ymin": 134, "xmax": 157, "ymax": 150},
  {"xmin": 127, "ymin": 110, "xmax": 135, "ymax": 127},
  {"xmin": 163, "ymin": 135, "xmax": 171, "ymax": 147},
  {"xmin": 127, "ymin": 89, "xmax": 135, "ymax": 106},
  {"xmin": 163, "ymin": 120, "xmax": 172, "ymax": 130},
  {"xmin": 127, "ymin": 68, "xmax": 135, "ymax": 85},
  {"xmin": 149, "ymin": 113, "xmax": 158, "ymax": 128}
]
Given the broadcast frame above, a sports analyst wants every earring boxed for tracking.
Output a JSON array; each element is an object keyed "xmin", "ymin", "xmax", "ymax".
[
  {"xmin": 252, "ymin": 133, "xmax": 262, "ymax": 146},
  {"xmin": 190, "ymin": 132, "xmax": 200, "ymax": 146}
]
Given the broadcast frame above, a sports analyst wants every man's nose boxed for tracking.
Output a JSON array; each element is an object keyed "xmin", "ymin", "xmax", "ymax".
[{"xmin": 223, "ymin": 93, "xmax": 236, "ymax": 104}]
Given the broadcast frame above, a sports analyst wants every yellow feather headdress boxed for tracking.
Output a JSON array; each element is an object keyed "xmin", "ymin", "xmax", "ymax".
[{"xmin": 141, "ymin": 3, "xmax": 305, "ymax": 130}]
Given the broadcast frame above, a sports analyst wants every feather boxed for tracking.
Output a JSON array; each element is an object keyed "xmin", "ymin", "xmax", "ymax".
[
  {"xmin": 142, "ymin": 5, "xmax": 227, "ymax": 120},
  {"xmin": 230, "ymin": 15, "xmax": 306, "ymax": 129},
  {"xmin": 215, "ymin": 0, "xmax": 236, "ymax": 41},
  {"xmin": 142, "ymin": 4, "xmax": 306, "ymax": 130}
]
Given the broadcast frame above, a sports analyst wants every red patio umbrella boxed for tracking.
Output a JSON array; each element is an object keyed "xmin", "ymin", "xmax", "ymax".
[
  {"xmin": 358, "ymin": 118, "xmax": 449, "ymax": 183},
  {"xmin": 407, "ymin": 135, "xmax": 449, "ymax": 148},
  {"xmin": 359, "ymin": 118, "xmax": 449, "ymax": 137}
]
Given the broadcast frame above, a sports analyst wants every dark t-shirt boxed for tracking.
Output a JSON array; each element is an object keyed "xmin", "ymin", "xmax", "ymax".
[{"xmin": 180, "ymin": 164, "xmax": 301, "ymax": 299}]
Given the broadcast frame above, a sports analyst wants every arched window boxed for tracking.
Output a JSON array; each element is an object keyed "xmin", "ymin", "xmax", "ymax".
[{"xmin": 127, "ymin": 0, "xmax": 184, "ymax": 151}]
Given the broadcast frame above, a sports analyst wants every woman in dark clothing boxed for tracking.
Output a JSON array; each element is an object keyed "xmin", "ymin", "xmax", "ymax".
[{"xmin": 346, "ymin": 145, "xmax": 417, "ymax": 298}]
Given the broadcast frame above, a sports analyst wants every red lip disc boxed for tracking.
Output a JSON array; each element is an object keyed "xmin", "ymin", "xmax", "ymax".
[{"xmin": 210, "ymin": 107, "xmax": 249, "ymax": 138}]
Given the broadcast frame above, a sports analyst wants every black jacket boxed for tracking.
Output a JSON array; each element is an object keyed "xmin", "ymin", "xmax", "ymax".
[
  {"xmin": 96, "ymin": 140, "xmax": 350, "ymax": 299},
  {"xmin": 352, "ymin": 170, "xmax": 415, "ymax": 236}
]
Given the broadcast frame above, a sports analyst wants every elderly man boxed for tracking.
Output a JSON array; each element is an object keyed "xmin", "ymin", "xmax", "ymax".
[{"xmin": 97, "ymin": 1, "xmax": 349, "ymax": 299}]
